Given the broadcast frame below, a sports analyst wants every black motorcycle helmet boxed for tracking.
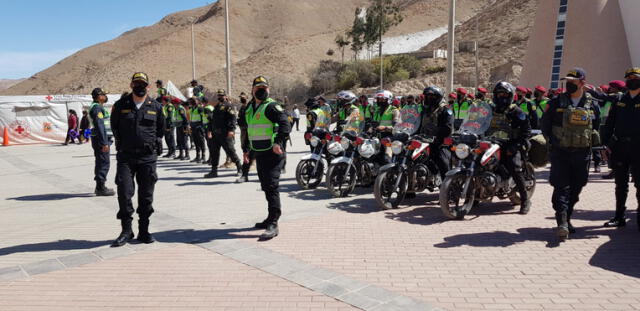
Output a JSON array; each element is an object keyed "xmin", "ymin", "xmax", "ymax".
[
  {"xmin": 492, "ymin": 81, "xmax": 516, "ymax": 113},
  {"xmin": 304, "ymin": 97, "xmax": 319, "ymax": 110},
  {"xmin": 422, "ymin": 86, "xmax": 444, "ymax": 111}
]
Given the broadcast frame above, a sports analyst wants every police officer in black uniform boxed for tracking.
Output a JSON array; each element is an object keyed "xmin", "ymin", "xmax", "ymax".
[
  {"xmin": 204, "ymin": 89, "xmax": 242, "ymax": 178},
  {"xmin": 110, "ymin": 72, "xmax": 165, "ymax": 247},
  {"xmin": 602, "ymin": 67, "xmax": 640, "ymax": 229},
  {"xmin": 487, "ymin": 82, "xmax": 532, "ymax": 214},
  {"xmin": 89, "ymin": 87, "xmax": 115, "ymax": 196},
  {"xmin": 236, "ymin": 92, "xmax": 255, "ymax": 183},
  {"xmin": 188, "ymin": 97, "xmax": 206, "ymax": 163},
  {"xmin": 244, "ymin": 76, "xmax": 291, "ymax": 239},
  {"xmin": 542, "ymin": 68, "xmax": 600, "ymax": 239},
  {"xmin": 418, "ymin": 86, "xmax": 453, "ymax": 179}
]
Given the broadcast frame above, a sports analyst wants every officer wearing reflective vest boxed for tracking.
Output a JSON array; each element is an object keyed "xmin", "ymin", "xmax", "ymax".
[
  {"xmin": 601, "ymin": 68, "xmax": 640, "ymax": 229},
  {"xmin": 475, "ymin": 87, "xmax": 490, "ymax": 105},
  {"xmin": 533, "ymin": 86, "xmax": 549, "ymax": 119},
  {"xmin": 418, "ymin": 86, "xmax": 453, "ymax": 179},
  {"xmin": 243, "ymin": 76, "xmax": 291, "ymax": 240},
  {"xmin": 205, "ymin": 89, "xmax": 242, "ymax": 178},
  {"xmin": 372, "ymin": 90, "xmax": 400, "ymax": 138},
  {"xmin": 160, "ymin": 96, "xmax": 176, "ymax": 158},
  {"xmin": 335, "ymin": 91, "xmax": 359, "ymax": 133},
  {"xmin": 486, "ymin": 82, "xmax": 532, "ymax": 215},
  {"xmin": 202, "ymin": 97, "xmax": 215, "ymax": 164},
  {"xmin": 173, "ymin": 98, "xmax": 190, "ymax": 160},
  {"xmin": 516, "ymin": 86, "xmax": 540, "ymax": 129},
  {"xmin": 236, "ymin": 92, "xmax": 255, "ymax": 183},
  {"xmin": 541, "ymin": 68, "xmax": 601, "ymax": 239},
  {"xmin": 110, "ymin": 72, "xmax": 165, "ymax": 247},
  {"xmin": 155, "ymin": 80, "xmax": 167, "ymax": 101},
  {"xmin": 188, "ymin": 97, "xmax": 206, "ymax": 163},
  {"xmin": 452, "ymin": 88, "xmax": 472, "ymax": 129},
  {"xmin": 357, "ymin": 94, "xmax": 374, "ymax": 123},
  {"xmin": 89, "ymin": 87, "xmax": 115, "ymax": 197}
]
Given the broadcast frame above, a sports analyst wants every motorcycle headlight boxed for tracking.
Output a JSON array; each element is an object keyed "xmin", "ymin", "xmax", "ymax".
[
  {"xmin": 391, "ymin": 141, "xmax": 404, "ymax": 155},
  {"xmin": 309, "ymin": 136, "xmax": 320, "ymax": 147},
  {"xmin": 340, "ymin": 137, "xmax": 351, "ymax": 150},
  {"xmin": 455, "ymin": 143, "xmax": 470, "ymax": 159},
  {"xmin": 327, "ymin": 141, "xmax": 343, "ymax": 155},
  {"xmin": 358, "ymin": 141, "xmax": 376, "ymax": 158}
]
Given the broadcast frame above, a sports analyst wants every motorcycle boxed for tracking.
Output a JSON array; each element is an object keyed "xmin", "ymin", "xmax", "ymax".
[
  {"xmin": 373, "ymin": 105, "xmax": 442, "ymax": 209},
  {"xmin": 439, "ymin": 102, "xmax": 537, "ymax": 219},
  {"xmin": 296, "ymin": 105, "xmax": 333, "ymax": 189},
  {"xmin": 325, "ymin": 109, "xmax": 378, "ymax": 197}
]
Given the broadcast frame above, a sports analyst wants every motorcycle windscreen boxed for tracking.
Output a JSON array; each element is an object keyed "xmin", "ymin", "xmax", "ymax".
[
  {"xmin": 458, "ymin": 101, "xmax": 493, "ymax": 135},
  {"xmin": 342, "ymin": 108, "xmax": 365, "ymax": 136},
  {"xmin": 313, "ymin": 105, "xmax": 332, "ymax": 131},
  {"xmin": 392, "ymin": 104, "xmax": 421, "ymax": 136}
]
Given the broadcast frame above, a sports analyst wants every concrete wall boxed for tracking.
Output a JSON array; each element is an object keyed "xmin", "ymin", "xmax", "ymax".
[
  {"xmin": 520, "ymin": 0, "xmax": 632, "ymax": 87},
  {"xmin": 619, "ymin": 0, "xmax": 640, "ymax": 67}
]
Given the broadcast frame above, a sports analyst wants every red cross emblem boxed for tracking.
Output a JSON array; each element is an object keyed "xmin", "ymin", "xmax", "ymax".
[
  {"xmin": 15, "ymin": 126, "xmax": 25, "ymax": 134},
  {"xmin": 45, "ymin": 95, "xmax": 53, "ymax": 101}
]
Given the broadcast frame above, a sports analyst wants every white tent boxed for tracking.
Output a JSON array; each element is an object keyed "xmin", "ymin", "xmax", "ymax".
[{"xmin": 0, "ymin": 94, "xmax": 123, "ymax": 145}]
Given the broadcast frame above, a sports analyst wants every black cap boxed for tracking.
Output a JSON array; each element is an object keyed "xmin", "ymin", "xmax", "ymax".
[
  {"xmin": 562, "ymin": 68, "xmax": 586, "ymax": 81},
  {"xmin": 191, "ymin": 80, "xmax": 198, "ymax": 84},
  {"xmin": 131, "ymin": 72, "xmax": 149, "ymax": 85},
  {"xmin": 156, "ymin": 80, "xmax": 163, "ymax": 85},
  {"xmin": 91, "ymin": 87, "xmax": 106, "ymax": 98},
  {"xmin": 252, "ymin": 76, "xmax": 269, "ymax": 87},
  {"xmin": 217, "ymin": 89, "xmax": 226, "ymax": 96}
]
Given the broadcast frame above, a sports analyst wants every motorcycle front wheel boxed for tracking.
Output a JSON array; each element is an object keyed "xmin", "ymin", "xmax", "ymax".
[
  {"xmin": 439, "ymin": 174, "xmax": 475, "ymax": 220},
  {"xmin": 374, "ymin": 170, "xmax": 408, "ymax": 210},
  {"xmin": 326, "ymin": 162, "xmax": 357, "ymax": 197},
  {"xmin": 295, "ymin": 159, "xmax": 324, "ymax": 189}
]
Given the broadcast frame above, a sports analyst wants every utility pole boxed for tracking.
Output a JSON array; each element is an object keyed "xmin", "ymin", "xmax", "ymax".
[
  {"xmin": 379, "ymin": 0, "xmax": 384, "ymax": 91},
  {"xmin": 446, "ymin": 0, "xmax": 456, "ymax": 93},
  {"xmin": 224, "ymin": 0, "xmax": 232, "ymax": 95},
  {"xmin": 191, "ymin": 22, "xmax": 196, "ymax": 80},
  {"xmin": 474, "ymin": 15, "xmax": 480, "ymax": 89}
]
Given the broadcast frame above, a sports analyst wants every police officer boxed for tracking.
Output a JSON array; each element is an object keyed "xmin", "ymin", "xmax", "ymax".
[
  {"xmin": 334, "ymin": 91, "xmax": 359, "ymax": 133},
  {"xmin": 541, "ymin": 68, "xmax": 600, "ymax": 239},
  {"xmin": 236, "ymin": 92, "xmax": 256, "ymax": 183},
  {"xmin": 487, "ymin": 82, "xmax": 532, "ymax": 214},
  {"xmin": 475, "ymin": 87, "xmax": 489, "ymax": 104},
  {"xmin": 204, "ymin": 89, "xmax": 242, "ymax": 178},
  {"xmin": 453, "ymin": 88, "xmax": 471, "ymax": 129},
  {"xmin": 372, "ymin": 90, "xmax": 400, "ymax": 138},
  {"xmin": 161, "ymin": 96, "xmax": 176, "ymax": 158},
  {"xmin": 191, "ymin": 80, "xmax": 204, "ymax": 98},
  {"xmin": 418, "ymin": 86, "xmax": 453, "ymax": 179},
  {"xmin": 110, "ymin": 72, "xmax": 164, "ymax": 247},
  {"xmin": 533, "ymin": 86, "xmax": 550, "ymax": 120},
  {"xmin": 155, "ymin": 80, "xmax": 167, "ymax": 101},
  {"xmin": 516, "ymin": 86, "xmax": 540, "ymax": 129},
  {"xmin": 202, "ymin": 97, "xmax": 215, "ymax": 164},
  {"xmin": 601, "ymin": 68, "xmax": 640, "ymax": 229},
  {"xmin": 244, "ymin": 76, "xmax": 291, "ymax": 239},
  {"xmin": 89, "ymin": 87, "xmax": 115, "ymax": 196},
  {"xmin": 188, "ymin": 97, "xmax": 206, "ymax": 163},
  {"xmin": 173, "ymin": 98, "xmax": 190, "ymax": 160}
]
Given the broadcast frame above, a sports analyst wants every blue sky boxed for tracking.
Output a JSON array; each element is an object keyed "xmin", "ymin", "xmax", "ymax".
[{"xmin": 0, "ymin": 0, "xmax": 215, "ymax": 79}]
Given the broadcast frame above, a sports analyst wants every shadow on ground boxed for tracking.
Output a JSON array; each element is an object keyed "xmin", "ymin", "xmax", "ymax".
[{"xmin": 7, "ymin": 193, "xmax": 95, "ymax": 201}]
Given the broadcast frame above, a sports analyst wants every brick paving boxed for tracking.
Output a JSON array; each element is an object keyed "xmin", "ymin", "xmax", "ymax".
[{"xmin": 1, "ymin": 131, "xmax": 639, "ymax": 310}]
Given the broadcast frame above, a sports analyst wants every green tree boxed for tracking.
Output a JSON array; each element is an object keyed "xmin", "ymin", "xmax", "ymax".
[
  {"xmin": 347, "ymin": 8, "xmax": 366, "ymax": 59},
  {"xmin": 334, "ymin": 34, "xmax": 351, "ymax": 64}
]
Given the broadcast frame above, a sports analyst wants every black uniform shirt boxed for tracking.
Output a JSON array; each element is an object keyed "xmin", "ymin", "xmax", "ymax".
[
  {"xmin": 602, "ymin": 92, "xmax": 640, "ymax": 145},
  {"xmin": 111, "ymin": 94, "xmax": 164, "ymax": 154},
  {"xmin": 212, "ymin": 101, "xmax": 237, "ymax": 133},
  {"xmin": 89, "ymin": 104, "xmax": 110, "ymax": 146}
]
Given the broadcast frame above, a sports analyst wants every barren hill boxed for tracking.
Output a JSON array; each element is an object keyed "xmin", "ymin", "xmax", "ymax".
[{"xmin": 2, "ymin": 0, "xmax": 490, "ymax": 96}]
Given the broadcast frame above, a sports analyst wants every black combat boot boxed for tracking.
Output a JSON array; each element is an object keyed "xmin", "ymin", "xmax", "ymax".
[
  {"xmin": 259, "ymin": 223, "xmax": 279, "ymax": 240},
  {"xmin": 519, "ymin": 200, "xmax": 532, "ymax": 215},
  {"xmin": 191, "ymin": 152, "xmax": 200, "ymax": 162},
  {"xmin": 111, "ymin": 219, "xmax": 134, "ymax": 247},
  {"xmin": 204, "ymin": 170, "xmax": 218, "ymax": 178},
  {"xmin": 235, "ymin": 161, "xmax": 243, "ymax": 177},
  {"xmin": 95, "ymin": 182, "xmax": 115, "ymax": 196},
  {"xmin": 235, "ymin": 175, "xmax": 248, "ymax": 183},
  {"xmin": 555, "ymin": 211, "xmax": 569, "ymax": 239},
  {"xmin": 176, "ymin": 151, "xmax": 184, "ymax": 160},
  {"xmin": 136, "ymin": 218, "xmax": 155, "ymax": 244},
  {"xmin": 183, "ymin": 150, "xmax": 191, "ymax": 161},
  {"xmin": 605, "ymin": 197, "xmax": 628, "ymax": 227}
]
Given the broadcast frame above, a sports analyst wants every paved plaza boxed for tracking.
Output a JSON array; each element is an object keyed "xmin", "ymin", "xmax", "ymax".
[{"xmin": 0, "ymin": 130, "xmax": 639, "ymax": 310}]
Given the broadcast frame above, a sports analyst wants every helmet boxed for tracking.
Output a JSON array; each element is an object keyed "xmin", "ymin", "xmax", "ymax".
[
  {"xmin": 422, "ymin": 86, "xmax": 444, "ymax": 107},
  {"xmin": 492, "ymin": 81, "xmax": 516, "ymax": 112},
  {"xmin": 336, "ymin": 90, "xmax": 357, "ymax": 106},
  {"xmin": 304, "ymin": 97, "xmax": 319, "ymax": 109},
  {"xmin": 374, "ymin": 90, "xmax": 393, "ymax": 104},
  {"xmin": 91, "ymin": 88, "xmax": 107, "ymax": 101}
]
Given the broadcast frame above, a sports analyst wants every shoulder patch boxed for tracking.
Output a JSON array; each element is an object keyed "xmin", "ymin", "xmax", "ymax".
[
  {"xmin": 147, "ymin": 110, "xmax": 157, "ymax": 115},
  {"xmin": 617, "ymin": 103, "xmax": 626, "ymax": 107},
  {"xmin": 97, "ymin": 112, "xmax": 104, "ymax": 119},
  {"xmin": 121, "ymin": 109, "xmax": 131, "ymax": 114}
]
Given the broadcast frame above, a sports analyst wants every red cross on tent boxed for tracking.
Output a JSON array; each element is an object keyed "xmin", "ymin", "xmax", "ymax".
[
  {"xmin": 45, "ymin": 95, "xmax": 53, "ymax": 101},
  {"xmin": 15, "ymin": 126, "xmax": 25, "ymax": 134}
]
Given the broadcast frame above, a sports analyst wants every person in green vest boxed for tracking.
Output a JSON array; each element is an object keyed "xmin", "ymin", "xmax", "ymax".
[
  {"xmin": 515, "ymin": 86, "xmax": 539, "ymax": 129},
  {"xmin": 243, "ymin": 76, "xmax": 291, "ymax": 240},
  {"xmin": 356, "ymin": 94, "xmax": 374, "ymax": 127},
  {"xmin": 173, "ymin": 97, "xmax": 190, "ymax": 160},
  {"xmin": 155, "ymin": 80, "xmax": 167, "ymax": 101},
  {"xmin": 475, "ymin": 87, "xmax": 490, "ymax": 105},
  {"xmin": 88, "ymin": 87, "xmax": 115, "ymax": 196},
  {"xmin": 453, "ymin": 88, "xmax": 471, "ymax": 130},
  {"xmin": 188, "ymin": 97, "xmax": 206, "ymax": 163},
  {"xmin": 372, "ymin": 90, "xmax": 400, "ymax": 139},
  {"xmin": 334, "ymin": 90, "xmax": 359, "ymax": 133},
  {"xmin": 202, "ymin": 97, "xmax": 215, "ymax": 164},
  {"xmin": 532, "ymin": 85, "xmax": 549, "ymax": 120},
  {"xmin": 161, "ymin": 96, "xmax": 176, "ymax": 158}
]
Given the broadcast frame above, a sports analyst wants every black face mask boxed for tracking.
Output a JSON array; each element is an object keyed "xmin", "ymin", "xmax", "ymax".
[
  {"xmin": 534, "ymin": 91, "xmax": 542, "ymax": 98},
  {"xmin": 255, "ymin": 89, "xmax": 269, "ymax": 101},
  {"xmin": 626, "ymin": 79, "xmax": 640, "ymax": 91},
  {"xmin": 566, "ymin": 82, "xmax": 579, "ymax": 94},
  {"xmin": 240, "ymin": 98, "xmax": 247, "ymax": 104},
  {"xmin": 133, "ymin": 85, "xmax": 147, "ymax": 97},
  {"xmin": 218, "ymin": 96, "xmax": 225, "ymax": 102},
  {"xmin": 493, "ymin": 97, "xmax": 511, "ymax": 113},
  {"xmin": 476, "ymin": 93, "xmax": 484, "ymax": 100}
]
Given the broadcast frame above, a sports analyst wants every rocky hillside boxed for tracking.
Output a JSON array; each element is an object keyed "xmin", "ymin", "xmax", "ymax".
[
  {"xmin": 2, "ymin": 0, "xmax": 490, "ymax": 96},
  {"xmin": 0, "ymin": 79, "xmax": 25, "ymax": 91}
]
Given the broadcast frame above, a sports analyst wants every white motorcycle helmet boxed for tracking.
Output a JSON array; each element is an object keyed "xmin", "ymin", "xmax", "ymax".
[
  {"xmin": 374, "ymin": 90, "xmax": 394, "ymax": 105},
  {"xmin": 336, "ymin": 90, "xmax": 357, "ymax": 106}
]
